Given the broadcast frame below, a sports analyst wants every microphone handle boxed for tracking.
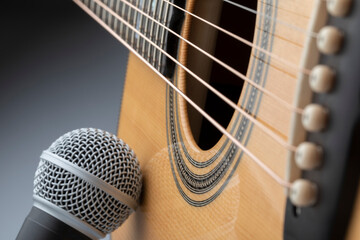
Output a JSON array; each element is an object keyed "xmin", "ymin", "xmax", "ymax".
[{"xmin": 16, "ymin": 206, "xmax": 92, "ymax": 240}]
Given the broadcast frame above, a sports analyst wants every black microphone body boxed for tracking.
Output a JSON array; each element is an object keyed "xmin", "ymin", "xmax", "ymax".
[{"xmin": 17, "ymin": 207, "xmax": 91, "ymax": 240}]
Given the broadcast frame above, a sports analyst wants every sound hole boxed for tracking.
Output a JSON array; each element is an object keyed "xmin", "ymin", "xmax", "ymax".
[{"xmin": 186, "ymin": 0, "xmax": 257, "ymax": 150}]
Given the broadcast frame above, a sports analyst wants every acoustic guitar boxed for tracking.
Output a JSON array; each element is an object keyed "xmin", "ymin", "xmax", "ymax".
[{"xmin": 74, "ymin": 0, "xmax": 360, "ymax": 239}]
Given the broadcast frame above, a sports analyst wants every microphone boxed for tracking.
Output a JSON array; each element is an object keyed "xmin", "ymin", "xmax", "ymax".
[{"xmin": 16, "ymin": 128, "xmax": 142, "ymax": 240}]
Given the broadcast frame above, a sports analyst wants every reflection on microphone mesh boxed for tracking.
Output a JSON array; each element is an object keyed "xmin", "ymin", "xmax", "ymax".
[{"xmin": 34, "ymin": 128, "xmax": 142, "ymax": 234}]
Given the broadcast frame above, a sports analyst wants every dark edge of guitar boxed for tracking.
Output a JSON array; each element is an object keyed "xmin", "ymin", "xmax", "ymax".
[{"xmin": 284, "ymin": 2, "xmax": 360, "ymax": 240}]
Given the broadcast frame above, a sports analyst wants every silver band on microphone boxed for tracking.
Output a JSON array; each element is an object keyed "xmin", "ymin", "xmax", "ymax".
[{"xmin": 40, "ymin": 150, "xmax": 138, "ymax": 210}]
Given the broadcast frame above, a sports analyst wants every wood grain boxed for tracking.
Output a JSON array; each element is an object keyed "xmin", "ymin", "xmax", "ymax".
[
  {"xmin": 111, "ymin": 0, "xmax": 359, "ymax": 239},
  {"xmin": 347, "ymin": 184, "xmax": 360, "ymax": 240}
]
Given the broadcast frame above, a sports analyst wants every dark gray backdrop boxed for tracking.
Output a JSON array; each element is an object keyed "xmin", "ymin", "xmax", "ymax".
[{"xmin": 0, "ymin": 1, "xmax": 128, "ymax": 239}]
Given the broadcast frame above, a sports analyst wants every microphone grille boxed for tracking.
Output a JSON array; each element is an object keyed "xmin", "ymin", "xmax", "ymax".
[
  {"xmin": 33, "ymin": 128, "xmax": 142, "ymax": 235},
  {"xmin": 47, "ymin": 128, "xmax": 141, "ymax": 201}
]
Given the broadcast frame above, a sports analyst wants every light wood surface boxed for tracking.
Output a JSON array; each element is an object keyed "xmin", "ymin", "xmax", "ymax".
[
  {"xmin": 111, "ymin": 0, "xmax": 359, "ymax": 239},
  {"xmin": 347, "ymin": 184, "xmax": 360, "ymax": 240}
]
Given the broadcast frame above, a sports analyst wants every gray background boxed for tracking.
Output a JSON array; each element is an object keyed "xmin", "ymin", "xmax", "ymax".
[{"xmin": 0, "ymin": 1, "xmax": 128, "ymax": 239}]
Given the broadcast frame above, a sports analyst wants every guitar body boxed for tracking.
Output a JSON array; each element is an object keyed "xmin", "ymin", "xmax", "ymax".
[
  {"xmin": 113, "ymin": 0, "xmax": 360, "ymax": 238},
  {"xmin": 74, "ymin": 0, "xmax": 360, "ymax": 239},
  {"xmin": 347, "ymin": 186, "xmax": 360, "ymax": 239},
  {"xmin": 115, "ymin": 51, "xmax": 360, "ymax": 239},
  {"xmin": 116, "ymin": 49, "xmax": 285, "ymax": 239},
  {"xmin": 115, "ymin": 0, "xmax": 291, "ymax": 237}
]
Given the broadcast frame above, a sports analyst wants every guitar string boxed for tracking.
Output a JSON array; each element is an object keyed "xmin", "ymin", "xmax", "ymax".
[
  {"xmin": 93, "ymin": 0, "xmax": 315, "ymax": 76},
  {"xmin": 74, "ymin": 0, "xmax": 292, "ymax": 188},
  {"xmin": 109, "ymin": 0, "xmax": 315, "ymax": 85},
  {"xmin": 162, "ymin": 0, "xmax": 312, "ymax": 76},
  {"xmin": 223, "ymin": 0, "xmax": 319, "ymax": 38},
  {"xmin": 111, "ymin": 0, "xmax": 303, "ymax": 116},
  {"xmin": 93, "ymin": 0, "xmax": 298, "ymax": 152}
]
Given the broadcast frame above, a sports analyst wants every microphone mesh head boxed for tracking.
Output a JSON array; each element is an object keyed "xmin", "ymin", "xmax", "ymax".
[{"xmin": 33, "ymin": 128, "xmax": 142, "ymax": 234}]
